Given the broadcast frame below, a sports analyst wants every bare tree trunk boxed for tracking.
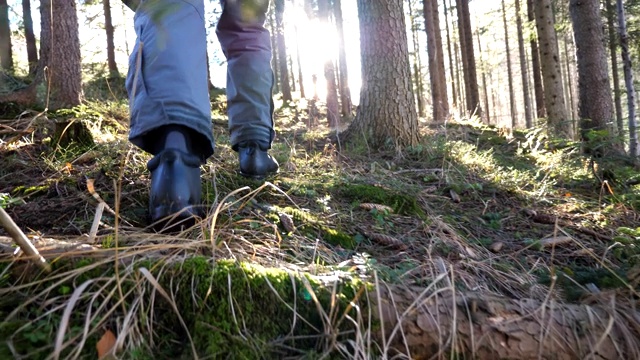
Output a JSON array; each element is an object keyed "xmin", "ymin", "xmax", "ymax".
[
  {"xmin": 103, "ymin": 0, "xmax": 119, "ymax": 77},
  {"xmin": 288, "ymin": 54, "xmax": 295, "ymax": 92},
  {"xmin": 617, "ymin": 0, "xmax": 638, "ymax": 157},
  {"xmin": 606, "ymin": 0, "xmax": 624, "ymax": 138},
  {"xmin": 534, "ymin": 0, "xmax": 570, "ymax": 137},
  {"xmin": 515, "ymin": 0, "xmax": 533, "ymax": 128},
  {"xmin": 274, "ymin": 0, "xmax": 292, "ymax": 102},
  {"xmin": 443, "ymin": 0, "xmax": 457, "ymax": 110},
  {"xmin": 476, "ymin": 29, "xmax": 490, "ymax": 124},
  {"xmin": 408, "ymin": 0, "xmax": 425, "ymax": 118},
  {"xmin": 563, "ymin": 35, "xmax": 578, "ymax": 137},
  {"xmin": 570, "ymin": 0, "xmax": 618, "ymax": 158},
  {"xmin": 269, "ymin": 7, "xmax": 280, "ymax": 95},
  {"xmin": 345, "ymin": 0, "xmax": 419, "ymax": 149},
  {"xmin": 0, "ymin": 0, "xmax": 12, "ymax": 71},
  {"xmin": 456, "ymin": 0, "xmax": 481, "ymax": 117},
  {"xmin": 334, "ymin": 0, "xmax": 352, "ymax": 117},
  {"xmin": 527, "ymin": 0, "xmax": 545, "ymax": 119},
  {"xmin": 318, "ymin": 0, "xmax": 339, "ymax": 127},
  {"xmin": 374, "ymin": 286, "xmax": 640, "ymax": 359},
  {"xmin": 424, "ymin": 0, "xmax": 449, "ymax": 123},
  {"xmin": 294, "ymin": 24, "xmax": 305, "ymax": 99},
  {"xmin": 432, "ymin": 1, "xmax": 449, "ymax": 120},
  {"xmin": 502, "ymin": 0, "xmax": 517, "ymax": 129}
]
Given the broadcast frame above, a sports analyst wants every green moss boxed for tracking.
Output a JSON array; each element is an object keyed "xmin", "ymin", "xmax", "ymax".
[
  {"xmin": 338, "ymin": 183, "xmax": 426, "ymax": 218},
  {"xmin": 278, "ymin": 207, "xmax": 356, "ymax": 248}
]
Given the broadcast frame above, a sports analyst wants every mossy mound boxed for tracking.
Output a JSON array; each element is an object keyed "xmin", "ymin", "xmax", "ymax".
[
  {"xmin": 337, "ymin": 183, "xmax": 426, "ymax": 218},
  {"xmin": 0, "ymin": 257, "xmax": 367, "ymax": 359}
]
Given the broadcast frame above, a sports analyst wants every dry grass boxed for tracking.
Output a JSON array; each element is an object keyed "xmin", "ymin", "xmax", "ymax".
[{"xmin": 1, "ymin": 99, "xmax": 640, "ymax": 358}]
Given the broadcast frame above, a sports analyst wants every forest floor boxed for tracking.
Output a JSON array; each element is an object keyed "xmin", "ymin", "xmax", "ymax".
[{"xmin": 1, "ymin": 75, "xmax": 640, "ymax": 359}]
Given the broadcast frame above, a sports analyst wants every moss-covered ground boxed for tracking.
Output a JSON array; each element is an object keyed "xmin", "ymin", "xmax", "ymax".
[{"xmin": 1, "ymin": 74, "xmax": 639, "ymax": 358}]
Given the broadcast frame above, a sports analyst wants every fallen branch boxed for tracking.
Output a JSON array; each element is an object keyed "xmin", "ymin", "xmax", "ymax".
[{"xmin": 0, "ymin": 207, "xmax": 51, "ymax": 272}]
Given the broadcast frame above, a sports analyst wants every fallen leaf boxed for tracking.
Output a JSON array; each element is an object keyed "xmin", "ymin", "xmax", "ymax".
[{"xmin": 96, "ymin": 329, "xmax": 116, "ymax": 359}]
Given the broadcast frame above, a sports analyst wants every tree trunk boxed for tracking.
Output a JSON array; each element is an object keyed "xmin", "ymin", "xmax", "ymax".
[
  {"xmin": 408, "ymin": 0, "xmax": 425, "ymax": 118},
  {"xmin": 516, "ymin": 0, "xmax": 533, "ymax": 128},
  {"xmin": 443, "ymin": 0, "xmax": 457, "ymax": 110},
  {"xmin": 346, "ymin": 0, "xmax": 418, "ymax": 149},
  {"xmin": 294, "ymin": 24, "xmax": 305, "ymax": 99},
  {"xmin": 318, "ymin": 0, "xmax": 339, "ymax": 127},
  {"xmin": 476, "ymin": 29, "xmax": 490, "ymax": 124},
  {"xmin": 0, "ymin": 0, "xmax": 12, "ymax": 71},
  {"xmin": 617, "ymin": 0, "xmax": 638, "ymax": 157},
  {"xmin": 333, "ymin": 0, "xmax": 352, "ymax": 117},
  {"xmin": 563, "ymin": 35, "xmax": 578, "ymax": 137},
  {"xmin": 103, "ymin": 0, "xmax": 119, "ymax": 77},
  {"xmin": 374, "ymin": 286, "xmax": 640, "ymax": 359},
  {"xmin": 288, "ymin": 53, "xmax": 295, "ymax": 92},
  {"xmin": 606, "ymin": 0, "xmax": 624, "ymax": 138},
  {"xmin": 424, "ymin": 0, "xmax": 449, "ymax": 123},
  {"xmin": 269, "ymin": 8, "xmax": 280, "ymax": 94},
  {"xmin": 527, "ymin": 0, "xmax": 545, "ymax": 119},
  {"xmin": 534, "ymin": 0, "xmax": 570, "ymax": 137},
  {"xmin": 502, "ymin": 0, "xmax": 517, "ymax": 129},
  {"xmin": 456, "ymin": 0, "xmax": 481, "ymax": 117},
  {"xmin": 41, "ymin": 0, "xmax": 83, "ymax": 109},
  {"xmin": 274, "ymin": 0, "xmax": 292, "ymax": 102},
  {"xmin": 22, "ymin": 0, "xmax": 37, "ymax": 74}
]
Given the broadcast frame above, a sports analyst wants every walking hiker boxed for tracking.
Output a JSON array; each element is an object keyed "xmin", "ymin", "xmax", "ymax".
[{"xmin": 123, "ymin": 0, "xmax": 279, "ymax": 228}]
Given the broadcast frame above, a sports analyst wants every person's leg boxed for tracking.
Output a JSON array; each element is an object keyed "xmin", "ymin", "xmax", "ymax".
[
  {"xmin": 126, "ymin": 0, "xmax": 212, "ymax": 229},
  {"xmin": 216, "ymin": 0, "xmax": 278, "ymax": 178}
]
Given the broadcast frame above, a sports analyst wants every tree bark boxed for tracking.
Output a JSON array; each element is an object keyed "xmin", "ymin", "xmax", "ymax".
[
  {"xmin": 516, "ymin": 0, "xmax": 533, "ymax": 128},
  {"xmin": 502, "ymin": 0, "xmax": 517, "ymax": 129},
  {"xmin": 294, "ymin": 24, "xmax": 305, "ymax": 99},
  {"xmin": 374, "ymin": 286, "xmax": 640, "ymax": 359},
  {"xmin": 424, "ymin": 0, "xmax": 449, "ymax": 123},
  {"xmin": 456, "ymin": 0, "xmax": 481, "ymax": 117},
  {"xmin": 269, "ymin": 7, "xmax": 280, "ymax": 94},
  {"xmin": 22, "ymin": 0, "xmax": 38, "ymax": 74},
  {"xmin": 570, "ymin": 0, "xmax": 619, "ymax": 157},
  {"xmin": 534, "ymin": 0, "xmax": 570, "ymax": 137},
  {"xmin": 606, "ymin": 0, "xmax": 624, "ymax": 139},
  {"xmin": 0, "ymin": 0, "xmax": 12, "ymax": 71},
  {"xmin": 617, "ymin": 0, "xmax": 638, "ymax": 157},
  {"xmin": 274, "ymin": 0, "xmax": 292, "ymax": 102},
  {"xmin": 103, "ymin": 0, "xmax": 119, "ymax": 77},
  {"xmin": 346, "ymin": 0, "xmax": 418, "ymax": 149},
  {"xmin": 443, "ymin": 0, "xmax": 457, "ymax": 110},
  {"xmin": 408, "ymin": 0, "xmax": 425, "ymax": 118},
  {"xmin": 318, "ymin": 0, "xmax": 339, "ymax": 127},
  {"xmin": 527, "ymin": 0, "xmax": 545, "ymax": 119},
  {"xmin": 476, "ymin": 29, "xmax": 491, "ymax": 124},
  {"xmin": 333, "ymin": 0, "xmax": 351, "ymax": 117}
]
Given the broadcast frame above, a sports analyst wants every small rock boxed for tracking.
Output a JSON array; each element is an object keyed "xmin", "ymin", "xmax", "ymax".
[{"xmin": 490, "ymin": 242, "xmax": 504, "ymax": 252}]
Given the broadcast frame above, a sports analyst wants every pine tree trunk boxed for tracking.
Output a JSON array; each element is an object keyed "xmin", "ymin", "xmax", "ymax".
[
  {"xmin": 0, "ymin": 0, "xmax": 12, "ymax": 71},
  {"xmin": 294, "ymin": 24, "xmax": 305, "ymax": 99},
  {"xmin": 22, "ymin": 0, "xmax": 37, "ymax": 74},
  {"xmin": 274, "ymin": 0, "xmax": 292, "ymax": 102},
  {"xmin": 456, "ymin": 0, "xmax": 481, "ymax": 117},
  {"xmin": 515, "ymin": 0, "xmax": 533, "ymax": 128},
  {"xmin": 502, "ymin": 0, "xmax": 517, "ymax": 129},
  {"xmin": 288, "ymin": 54, "xmax": 295, "ymax": 92},
  {"xmin": 563, "ymin": 35, "xmax": 577, "ymax": 136},
  {"xmin": 318, "ymin": 0, "xmax": 339, "ymax": 127},
  {"xmin": 42, "ymin": 0, "xmax": 83, "ymax": 109},
  {"xmin": 333, "ymin": 0, "xmax": 352, "ymax": 117},
  {"xmin": 570, "ymin": 0, "xmax": 619, "ymax": 157},
  {"xmin": 432, "ymin": 0, "xmax": 449, "ymax": 120},
  {"xmin": 443, "ymin": 0, "xmax": 457, "ymax": 110},
  {"xmin": 476, "ymin": 29, "xmax": 491, "ymax": 123},
  {"xmin": 103, "ymin": 0, "xmax": 119, "ymax": 77},
  {"xmin": 616, "ymin": 0, "xmax": 638, "ymax": 157},
  {"xmin": 408, "ymin": 0, "xmax": 425, "ymax": 118},
  {"xmin": 373, "ymin": 286, "xmax": 640, "ymax": 359},
  {"xmin": 424, "ymin": 0, "xmax": 449, "ymax": 123},
  {"xmin": 527, "ymin": 0, "xmax": 545, "ymax": 119},
  {"xmin": 269, "ymin": 8, "xmax": 280, "ymax": 95},
  {"xmin": 606, "ymin": 0, "xmax": 624, "ymax": 138},
  {"xmin": 534, "ymin": 0, "xmax": 570, "ymax": 137},
  {"xmin": 346, "ymin": 0, "xmax": 418, "ymax": 149}
]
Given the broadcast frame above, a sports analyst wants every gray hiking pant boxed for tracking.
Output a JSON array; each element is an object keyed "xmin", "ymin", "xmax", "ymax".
[{"xmin": 126, "ymin": 0, "xmax": 275, "ymax": 160}]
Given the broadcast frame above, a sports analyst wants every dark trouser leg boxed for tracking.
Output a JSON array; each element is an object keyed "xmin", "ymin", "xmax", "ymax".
[{"xmin": 216, "ymin": 0, "xmax": 275, "ymax": 150}]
